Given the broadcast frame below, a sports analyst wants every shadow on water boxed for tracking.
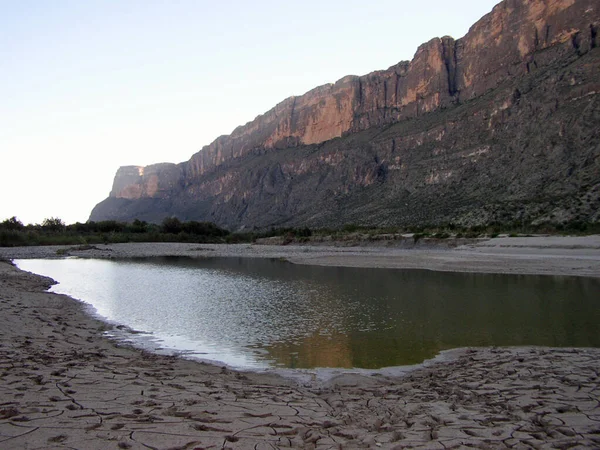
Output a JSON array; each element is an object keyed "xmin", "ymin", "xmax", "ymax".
[{"xmin": 15, "ymin": 256, "xmax": 600, "ymax": 369}]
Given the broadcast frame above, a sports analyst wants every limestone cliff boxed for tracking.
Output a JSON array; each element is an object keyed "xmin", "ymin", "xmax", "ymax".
[
  {"xmin": 109, "ymin": 164, "xmax": 182, "ymax": 200},
  {"xmin": 90, "ymin": 0, "xmax": 600, "ymax": 228}
]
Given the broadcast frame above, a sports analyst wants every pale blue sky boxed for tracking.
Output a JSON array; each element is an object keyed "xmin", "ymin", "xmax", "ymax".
[{"xmin": 1, "ymin": 0, "xmax": 500, "ymax": 225}]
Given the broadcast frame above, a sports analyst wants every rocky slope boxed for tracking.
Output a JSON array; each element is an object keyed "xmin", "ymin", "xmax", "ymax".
[{"xmin": 90, "ymin": 0, "xmax": 600, "ymax": 229}]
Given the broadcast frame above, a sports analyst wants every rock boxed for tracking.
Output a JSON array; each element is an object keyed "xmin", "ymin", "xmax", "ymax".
[
  {"xmin": 90, "ymin": 0, "xmax": 600, "ymax": 229},
  {"xmin": 109, "ymin": 163, "xmax": 183, "ymax": 200}
]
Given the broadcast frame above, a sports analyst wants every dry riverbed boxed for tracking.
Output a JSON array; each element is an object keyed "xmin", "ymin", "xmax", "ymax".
[{"xmin": 1, "ymin": 237, "xmax": 599, "ymax": 448}]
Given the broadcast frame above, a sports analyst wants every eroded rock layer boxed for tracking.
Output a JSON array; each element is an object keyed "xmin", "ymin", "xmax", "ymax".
[{"xmin": 90, "ymin": 0, "xmax": 600, "ymax": 228}]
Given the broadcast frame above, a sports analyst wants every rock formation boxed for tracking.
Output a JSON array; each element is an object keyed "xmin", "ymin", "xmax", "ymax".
[{"xmin": 90, "ymin": 0, "xmax": 600, "ymax": 229}]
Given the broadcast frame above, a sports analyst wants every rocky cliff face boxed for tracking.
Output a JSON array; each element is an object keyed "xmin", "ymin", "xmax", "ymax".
[
  {"xmin": 110, "ymin": 164, "xmax": 183, "ymax": 200},
  {"xmin": 91, "ymin": 0, "xmax": 600, "ymax": 229}
]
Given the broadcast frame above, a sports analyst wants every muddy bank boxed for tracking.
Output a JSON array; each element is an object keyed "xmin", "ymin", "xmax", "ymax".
[{"xmin": 1, "ymin": 251, "xmax": 600, "ymax": 448}]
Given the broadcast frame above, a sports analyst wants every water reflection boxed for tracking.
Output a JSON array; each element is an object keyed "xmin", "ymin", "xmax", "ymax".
[{"xmin": 15, "ymin": 257, "xmax": 600, "ymax": 369}]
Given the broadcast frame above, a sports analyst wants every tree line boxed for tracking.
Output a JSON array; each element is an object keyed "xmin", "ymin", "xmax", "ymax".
[
  {"xmin": 0, "ymin": 216, "xmax": 230, "ymax": 247},
  {"xmin": 1, "ymin": 215, "xmax": 598, "ymax": 248}
]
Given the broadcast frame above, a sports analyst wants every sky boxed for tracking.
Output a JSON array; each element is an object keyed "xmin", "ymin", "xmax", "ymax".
[{"xmin": 1, "ymin": 0, "xmax": 500, "ymax": 225}]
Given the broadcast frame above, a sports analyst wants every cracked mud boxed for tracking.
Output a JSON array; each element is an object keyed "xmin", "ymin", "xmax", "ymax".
[{"xmin": 1, "ymin": 260, "xmax": 599, "ymax": 449}]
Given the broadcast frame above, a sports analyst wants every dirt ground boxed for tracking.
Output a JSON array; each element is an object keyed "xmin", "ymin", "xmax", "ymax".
[{"xmin": 1, "ymin": 237, "xmax": 599, "ymax": 448}]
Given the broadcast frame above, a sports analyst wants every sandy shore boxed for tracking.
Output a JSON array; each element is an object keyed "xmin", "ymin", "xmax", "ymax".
[
  {"xmin": 1, "ymin": 237, "xmax": 600, "ymax": 448},
  {"xmin": 2, "ymin": 234, "xmax": 600, "ymax": 277}
]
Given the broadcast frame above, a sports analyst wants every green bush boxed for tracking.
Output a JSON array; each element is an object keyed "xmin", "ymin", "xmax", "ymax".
[
  {"xmin": 128, "ymin": 219, "xmax": 149, "ymax": 233},
  {"xmin": 183, "ymin": 221, "xmax": 229, "ymax": 237},
  {"xmin": 161, "ymin": 217, "xmax": 183, "ymax": 234},
  {"xmin": 95, "ymin": 221, "xmax": 126, "ymax": 233},
  {"xmin": 0, "ymin": 216, "xmax": 24, "ymax": 231},
  {"xmin": 294, "ymin": 227, "xmax": 312, "ymax": 238},
  {"xmin": 0, "ymin": 230, "xmax": 27, "ymax": 247},
  {"xmin": 42, "ymin": 217, "xmax": 66, "ymax": 232},
  {"xmin": 343, "ymin": 223, "xmax": 360, "ymax": 233}
]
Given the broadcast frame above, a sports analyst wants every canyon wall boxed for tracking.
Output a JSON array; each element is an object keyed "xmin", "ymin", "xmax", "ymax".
[{"xmin": 93, "ymin": 0, "xmax": 600, "ymax": 229}]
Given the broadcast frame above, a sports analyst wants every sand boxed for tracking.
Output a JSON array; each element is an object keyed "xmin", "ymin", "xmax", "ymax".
[
  {"xmin": 1, "ymin": 237, "xmax": 599, "ymax": 448},
  {"xmin": 3, "ymin": 234, "xmax": 600, "ymax": 278}
]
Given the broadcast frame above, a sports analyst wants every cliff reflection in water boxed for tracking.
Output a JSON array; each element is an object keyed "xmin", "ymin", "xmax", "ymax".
[{"xmin": 15, "ymin": 257, "xmax": 600, "ymax": 369}]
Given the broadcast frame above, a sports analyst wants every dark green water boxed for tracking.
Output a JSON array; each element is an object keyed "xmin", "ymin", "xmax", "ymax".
[{"xmin": 16, "ymin": 257, "xmax": 600, "ymax": 369}]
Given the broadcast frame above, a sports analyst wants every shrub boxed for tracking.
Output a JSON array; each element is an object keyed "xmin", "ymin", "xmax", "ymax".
[
  {"xmin": 183, "ymin": 221, "xmax": 229, "ymax": 237},
  {"xmin": 70, "ymin": 222, "xmax": 93, "ymax": 233},
  {"xmin": 161, "ymin": 217, "xmax": 183, "ymax": 234},
  {"xmin": 129, "ymin": 219, "xmax": 148, "ymax": 233},
  {"xmin": 295, "ymin": 227, "xmax": 312, "ymax": 238},
  {"xmin": 42, "ymin": 217, "xmax": 66, "ymax": 232},
  {"xmin": 413, "ymin": 232, "xmax": 428, "ymax": 243},
  {"xmin": 95, "ymin": 221, "xmax": 126, "ymax": 233},
  {"xmin": 225, "ymin": 233, "xmax": 253, "ymax": 244},
  {"xmin": 565, "ymin": 221, "xmax": 587, "ymax": 232},
  {"xmin": 0, "ymin": 230, "xmax": 27, "ymax": 247},
  {"xmin": 343, "ymin": 224, "xmax": 360, "ymax": 233},
  {"xmin": 0, "ymin": 216, "xmax": 24, "ymax": 231}
]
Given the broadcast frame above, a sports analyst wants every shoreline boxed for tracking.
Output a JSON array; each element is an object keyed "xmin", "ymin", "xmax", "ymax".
[
  {"xmin": 1, "ymin": 238, "xmax": 600, "ymax": 448},
  {"xmin": 2, "ymin": 234, "xmax": 600, "ymax": 278}
]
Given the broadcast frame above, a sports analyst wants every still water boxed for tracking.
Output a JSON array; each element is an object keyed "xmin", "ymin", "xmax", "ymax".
[{"xmin": 15, "ymin": 257, "xmax": 600, "ymax": 370}]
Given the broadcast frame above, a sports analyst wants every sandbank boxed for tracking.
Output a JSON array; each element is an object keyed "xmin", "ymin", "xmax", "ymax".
[
  {"xmin": 2, "ymin": 234, "xmax": 600, "ymax": 277},
  {"xmin": 1, "ymin": 237, "xmax": 599, "ymax": 448}
]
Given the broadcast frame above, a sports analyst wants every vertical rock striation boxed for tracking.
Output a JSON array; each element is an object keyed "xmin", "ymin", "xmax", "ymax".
[
  {"xmin": 109, "ymin": 164, "xmax": 183, "ymax": 200},
  {"xmin": 90, "ymin": 0, "xmax": 600, "ymax": 228}
]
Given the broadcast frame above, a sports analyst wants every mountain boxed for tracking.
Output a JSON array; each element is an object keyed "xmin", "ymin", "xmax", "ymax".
[{"xmin": 90, "ymin": 0, "xmax": 600, "ymax": 230}]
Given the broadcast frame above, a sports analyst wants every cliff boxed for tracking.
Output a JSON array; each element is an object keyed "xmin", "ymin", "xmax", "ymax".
[{"xmin": 91, "ymin": 0, "xmax": 600, "ymax": 229}]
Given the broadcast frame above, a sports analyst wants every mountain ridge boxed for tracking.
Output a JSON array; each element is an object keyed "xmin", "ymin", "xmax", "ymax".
[{"xmin": 90, "ymin": 0, "xmax": 600, "ymax": 229}]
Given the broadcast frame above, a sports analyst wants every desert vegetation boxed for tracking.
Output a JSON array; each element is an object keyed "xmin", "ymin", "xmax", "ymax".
[
  {"xmin": 0, "ymin": 216, "xmax": 229, "ymax": 247},
  {"xmin": 1, "ymin": 216, "xmax": 598, "ymax": 248}
]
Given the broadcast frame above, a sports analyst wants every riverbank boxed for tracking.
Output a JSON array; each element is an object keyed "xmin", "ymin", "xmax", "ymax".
[
  {"xmin": 1, "ymin": 238, "xmax": 600, "ymax": 448},
  {"xmin": 2, "ymin": 234, "xmax": 600, "ymax": 278}
]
